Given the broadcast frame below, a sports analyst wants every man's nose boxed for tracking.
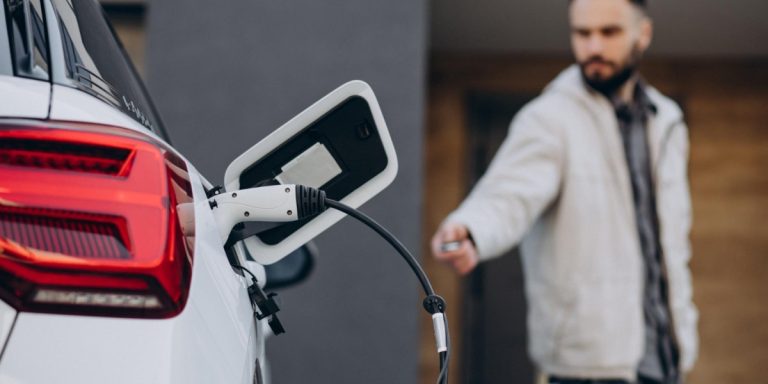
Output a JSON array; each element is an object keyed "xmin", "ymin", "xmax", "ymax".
[{"xmin": 586, "ymin": 35, "xmax": 604, "ymax": 55}]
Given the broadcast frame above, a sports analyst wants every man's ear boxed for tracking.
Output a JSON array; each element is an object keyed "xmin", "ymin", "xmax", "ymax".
[{"xmin": 638, "ymin": 18, "xmax": 653, "ymax": 51}]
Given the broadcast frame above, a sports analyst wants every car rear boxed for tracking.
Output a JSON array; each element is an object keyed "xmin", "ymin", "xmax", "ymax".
[{"xmin": 0, "ymin": 1, "xmax": 266, "ymax": 383}]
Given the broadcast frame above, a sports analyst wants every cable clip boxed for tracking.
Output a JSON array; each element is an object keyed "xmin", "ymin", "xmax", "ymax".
[
  {"xmin": 205, "ymin": 185, "xmax": 224, "ymax": 198},
  {"xmin": 423, "ymin": 294, "xmax": 446, "ymax": 314},
  {"xmin": 246, "ymin": 278, "xmax": 286, "ymax": 335}
]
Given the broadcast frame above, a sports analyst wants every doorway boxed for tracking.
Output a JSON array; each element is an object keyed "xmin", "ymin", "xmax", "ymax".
[{"xmin": 461, "ymin": 92, "xmax": 535, "ymax": 384}]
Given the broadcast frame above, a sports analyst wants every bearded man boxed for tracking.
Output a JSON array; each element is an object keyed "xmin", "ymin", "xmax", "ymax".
[{"xmin": 430, "ymin": 0, "xmax": 698, "ymax": 383}]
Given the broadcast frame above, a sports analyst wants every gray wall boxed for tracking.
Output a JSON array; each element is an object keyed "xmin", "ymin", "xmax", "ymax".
[{"xmin": 145, "ymin": 1, "xmax": 427, "ymax": 383}]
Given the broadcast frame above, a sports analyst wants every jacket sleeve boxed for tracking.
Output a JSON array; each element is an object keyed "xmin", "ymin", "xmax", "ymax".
[
  {"xmin": 445, "ymin": 104, "xmax": 564, "ymax": 261},
  {"xmin": 662, "ymin": 120, "xmax": 699, "ymax": 373}
]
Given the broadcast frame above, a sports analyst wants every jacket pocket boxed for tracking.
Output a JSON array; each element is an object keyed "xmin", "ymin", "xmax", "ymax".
[{"xmin": 553, "ymin": 279, "xmax": 643, "ymax": 368}]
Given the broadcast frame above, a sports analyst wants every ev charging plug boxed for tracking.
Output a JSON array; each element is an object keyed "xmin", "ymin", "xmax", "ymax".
[
  {"xmin": 209, "ymin": 184, "xmax": 326, "ymax": 242},
  {"xmin": 210, "ymin": 184, "xmax": 301, "ymax": 241}
]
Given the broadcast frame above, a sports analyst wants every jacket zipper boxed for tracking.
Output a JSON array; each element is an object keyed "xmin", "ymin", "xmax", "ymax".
[{"xmin": 573, "ymin": 93, "xmax": 688, "ymax": 375}]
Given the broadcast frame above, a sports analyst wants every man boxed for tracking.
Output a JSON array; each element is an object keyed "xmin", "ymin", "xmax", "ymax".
[{"xmin": 430, "ymin": 0, "xmax": 698, "ymax": 383}]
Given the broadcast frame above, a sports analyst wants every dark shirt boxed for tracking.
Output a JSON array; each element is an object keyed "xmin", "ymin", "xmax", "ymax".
[{"xmin": 611, "ymin": 81, "xmax": 680, "ymax": 383}]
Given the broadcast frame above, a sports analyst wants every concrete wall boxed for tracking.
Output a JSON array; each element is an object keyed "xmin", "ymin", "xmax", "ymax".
[{"xmin": 145, "ymin": 1, "xmax": 427, "ymax": 383}]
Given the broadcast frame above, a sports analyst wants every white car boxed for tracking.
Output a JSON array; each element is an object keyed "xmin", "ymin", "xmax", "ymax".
[{"xmin": 0, "ymin": 0, "xmax": 405, "ymax": 383}]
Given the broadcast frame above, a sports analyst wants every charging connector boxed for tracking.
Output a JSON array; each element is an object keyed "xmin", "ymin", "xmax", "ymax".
[
  {"xmin": 209, "ymin": 184, "xmax": 328, "ymax": 242},
  {"xmin": 212, "ymin": 184, "xmax": 450, "ymax": 383}
]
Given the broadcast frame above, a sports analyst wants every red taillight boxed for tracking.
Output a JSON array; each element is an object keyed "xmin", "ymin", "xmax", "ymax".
[
  {"xmin": 0, "ymin": 121, "xmax": 194, "ymax": 318},
  {"xmin": 0, "ymin": 138, "xmax": 133, "ymax": 176},
  {"xmin": 0, "ymin": 206, "xmax": 130, "ymax": 259}
]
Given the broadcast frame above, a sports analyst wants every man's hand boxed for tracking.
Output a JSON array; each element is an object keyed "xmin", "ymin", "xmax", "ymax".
[{"xmin": 431, "ymin": 222, "xmax": 479, "ymax": 275}]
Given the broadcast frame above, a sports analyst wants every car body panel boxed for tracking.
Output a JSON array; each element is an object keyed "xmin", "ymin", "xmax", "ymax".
[
  {"xmin": 0, "ymin": 300, "xmax": 16, "ymax": 357},
  {"xmin": 49, "ymin": 84, "xmax": 161, "ymax": 141},
  {"xmin": 0, "ymin": 76, "xmax": 50, "ymax": 119},
  {"xmin": 0, "ymin": 169, "xmax": 264, "ymax": 384}
]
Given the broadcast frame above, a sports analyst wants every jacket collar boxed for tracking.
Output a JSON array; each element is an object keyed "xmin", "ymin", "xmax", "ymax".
[
  {"xmin": 543, "ymin": 65, "xmax": 684, "ymax": 167},
  {"xmin": 544, "ymin": 65, "xmax": 681, "ymax": 126},
  {"xmin": 610, "ymin": 79, "xmax": 658, "ymax": 117},
  {"xmin": 543, "ymin": 65, "xmax": 686, "ymax": 214}
]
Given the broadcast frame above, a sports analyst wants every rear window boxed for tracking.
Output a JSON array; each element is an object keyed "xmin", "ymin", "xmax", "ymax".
[
  {"xmin": 2, "ymin": 0, "xmax": 50, "ymax": 79},
  {"xmin": 48, "ymin": 0, "xmax": 165, "ymax": 135}
]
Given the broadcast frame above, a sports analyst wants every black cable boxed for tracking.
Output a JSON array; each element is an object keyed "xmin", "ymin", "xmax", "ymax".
[
  {"xmin": 324, "ymin": 198, "xmax": 435, "ymax": 296},
  {"xmin": 323, "ymin": 197, "xmax": 449, "ymax": 384},
  {"xmin": 291, "ymin": 188, "xmax": 449, "ymax": 382},
  {"xmin": 438, "ymin": 353, "xmax": 448, "ymax": 384},
  {"xmin": 232, "ymin": 264, "xmax": 258, "ymax": 283}
]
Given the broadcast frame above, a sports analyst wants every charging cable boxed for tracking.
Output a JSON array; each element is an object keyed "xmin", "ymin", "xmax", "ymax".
[
  {"xmin": 210, "ymin": 184, "xmax": 450, "ymax": 384},
  {"xmin": 299, "ymin": 186, "xmax": 450, "ymax": 384}
]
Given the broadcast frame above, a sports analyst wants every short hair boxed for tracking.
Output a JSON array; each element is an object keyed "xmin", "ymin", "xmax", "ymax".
[
  {"xmin": 629, "ymin": 0, "xmax": 649, "ymax": 14},
  {"xmin": 569, "ymin": 0, "xmax": 650, "ymax": 16}
]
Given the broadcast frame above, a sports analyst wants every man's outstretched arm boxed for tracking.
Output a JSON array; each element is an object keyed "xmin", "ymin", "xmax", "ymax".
[{"xmin": 431, "ymin": 104, "xmax": 565, "ymax": 274}]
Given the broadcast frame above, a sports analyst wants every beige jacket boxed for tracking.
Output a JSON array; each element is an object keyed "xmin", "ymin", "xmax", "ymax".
[{"xmin": 447, "ymin": 65, "xmax": 698, "ymax": 381}]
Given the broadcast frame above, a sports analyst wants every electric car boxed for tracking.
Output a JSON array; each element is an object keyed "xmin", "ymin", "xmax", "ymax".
[{"xmin": 0, "ymin": 0, "xmax": 400, "ymax": 383}]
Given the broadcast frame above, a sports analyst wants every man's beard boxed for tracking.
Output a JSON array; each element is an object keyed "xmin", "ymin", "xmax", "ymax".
[{"xmin": 579, "ymin": 44, "xmax": 643, "ymax": 97}]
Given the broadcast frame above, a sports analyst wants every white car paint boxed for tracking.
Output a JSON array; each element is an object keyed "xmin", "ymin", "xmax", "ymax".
[
  {"xmin": 0, "ymin": 301, "xmax": 16, "ymax": 355},
  {"xmin": 0, "ymin": 76, "xmax": 50, "ymax": 119},
  {"xmin": 48, "ymin": 84, "xmax": 166, "ymax": 142}
]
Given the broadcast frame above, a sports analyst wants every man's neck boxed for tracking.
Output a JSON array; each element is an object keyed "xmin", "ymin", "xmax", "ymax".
[{"xmin": 616, "ymin": 75, "xmax": 639, "ymax": 104}]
